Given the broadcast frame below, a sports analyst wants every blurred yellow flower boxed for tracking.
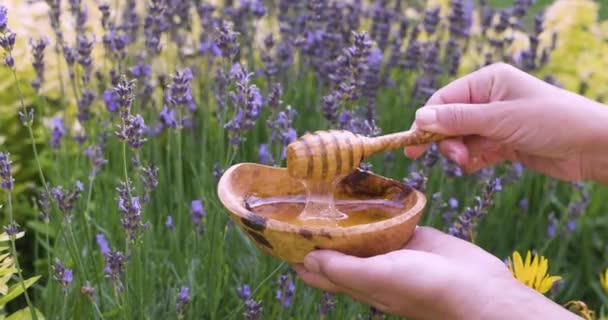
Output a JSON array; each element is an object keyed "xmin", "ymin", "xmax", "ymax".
[
  {"xmin": 507, "ymin": 250, "xmax": 562, "ymax": 294},
  {"xmin": 600, "ymin": 268, "xmax": 608, "ymax": 294}
]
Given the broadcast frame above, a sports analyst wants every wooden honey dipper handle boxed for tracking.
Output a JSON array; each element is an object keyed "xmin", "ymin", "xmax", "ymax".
[
  {"xmin": 364, "ymin": 129, "xmax": 447, "ymax": 155},
  {"xmin": 286, "ymin": 129, "xmax": 447, "ymax": 180}
]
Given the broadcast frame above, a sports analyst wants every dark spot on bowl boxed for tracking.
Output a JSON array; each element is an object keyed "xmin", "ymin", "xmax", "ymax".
[
  {"xmin": 299, "ymin": 228, "xmax": 313, "ymax": 239},
  {"xmin": 314, "ymin": 246, "xmax": 322, "ymax": 250},
  {"xmin": 246, "ymin": 230, "xmax": 273, "ymax": 249},
  {"xmin": 320, "ymin": 231, "xmax": 332, "ymax": 239},
  {"xmin": 241, "ymin": 214, "xmax": 267, "ymax": 232}
]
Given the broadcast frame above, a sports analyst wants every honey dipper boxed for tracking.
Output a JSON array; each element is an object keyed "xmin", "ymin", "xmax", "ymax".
[{"xmin": 286, "ymin": 129, "xmax": 446, "ymax": 180}]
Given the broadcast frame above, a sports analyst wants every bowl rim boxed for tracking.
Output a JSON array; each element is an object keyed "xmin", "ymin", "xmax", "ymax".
[{"xmin": 217, "ymin": 162, "xmax": 427, "ymax": 236}]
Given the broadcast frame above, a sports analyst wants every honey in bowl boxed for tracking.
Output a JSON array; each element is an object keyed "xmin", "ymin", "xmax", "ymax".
[{"xmin": 216, "ymin": 162, "xmax": 425, "ymax": 263}]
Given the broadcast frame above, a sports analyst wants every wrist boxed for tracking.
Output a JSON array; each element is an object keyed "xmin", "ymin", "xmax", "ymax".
[
  {"xmin": 581, "ymin": 101, "xmax": 608, "ymax": 185},
  {"xmin": 477, "ymin": 279, "xmax": 581, "ymax": 320}
]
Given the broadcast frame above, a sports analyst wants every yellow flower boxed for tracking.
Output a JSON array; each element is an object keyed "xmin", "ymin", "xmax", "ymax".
[
  {"xmin": 507, "ymin": 250, "xmax": 562, "ymax": 294},
  {"xmin": 600, "ymin": 268, "xmax": 608, "ymax": 294}
]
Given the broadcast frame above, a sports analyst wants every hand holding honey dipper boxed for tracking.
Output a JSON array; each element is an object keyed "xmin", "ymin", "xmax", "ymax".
[{"xmin": 294, "ymin": 63, "xmax": 608, "ymax": 320}]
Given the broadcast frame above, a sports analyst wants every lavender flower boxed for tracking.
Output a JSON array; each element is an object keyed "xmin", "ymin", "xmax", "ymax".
[
  {"xmin": 116, "ymin": 114, "xmax": 147, "ymax": 149},
  {"xmin": 85, "ymin": 144, "xmax": 108, "ymax": 177},
  {"xmin": 319, "ymin": 292, "xmax": 336, "ymax": 317},
  {"xmin": 166, "ymin": 215, "xmax": 174, "ymax": 232},
  {"xmin": 102, "ymin": 29, "xmax": 129, "ymax": 59},
  {"xmin": 81, "ymin": 281, "xmax": 96, "ymax": 300},
  {"xmin": 0, "ymin": 6, "xmax": 7, "ymax": 33},
  {"xmin": 165, "ymin": 67, "xmax": 196, "ymax": 112},
  {"xmin": 103, "ymin": 89, "xmax": 118, "ymax": 113},
  {"xmin": 275, "ymin": 271, "xmax": 295, "ymax": 308},
  {"xmin": 51, "ymin": 181, "xmax": 84, "ymax": 219},
  {"xmin": 3, "ymin": 222, "xmax": 19, "ymax": 236},
  {"xmin": 258, "ymin": 144, "xmax": 274, "ymax": 166},
  {"xmin": 52, "ymin": 260, "xmax": 73, "ymax": 294},
  {"xmin": 140, "ymin": 165, "xmax": 159, "ymax": 200},
  {"xmin": 37, "ymin": 188, "xmax": 51, "ymax": 223},
  {"xmin": 404, "ymin": 170, "xmax": 427, "ymax": 193},
  {"xmin": 448, "ymin": 177, "xmax": 502, "ymax": 241},
  {"xmin": 117, "ymin": 180, "xmax": 143, "ymax": 241},
  {"xmin": 29, "ymin": 37, "xmax": 49, "ymax": 91},
  {"xmin": 213, "ymin": 163, "xmax": 224, "ymax": 183},
  {"xmin": 191, "ymin": 199, "xmax": 205, "ymax": 233},
  {"xmin": 50, "ymin": 116, "xmax": 67, "ymax": 148},
  {"xmin": 144, "ymin": 0, "xmax": 169, "ymax": 55},
  {"xmin": 176, "ymin": 286, "xmax": 191, "ymax": 318},
  {"xmin": 236, "ymin": 283, "xmax": 263, "ymax": 319},
  {"xmin": 547, "ymin": 211, "xmax": 558, "ymax": 238},
  {"xmin": 0, "ymin": 152, "xmax": 14, "ymax": 191},
  {"xmin": 225, "ymin": 63, "xmax": 263, "ymax": 146},
  {"xmin": 213, "ymin": 20, "xmax": 240, "ymax": 59},
  {"xmin": 114, "ymin": 76, "xmax": 137, "ymax": 118},
  {"xmin": 77, "ymin": 89, "xmax": 96, "ymax": 121},
  {"xmin": 104, "ymin": 250, "xmax": 126, "ymax": 292},
  {"xmin": 76, "ymin": 34, "xmax": 94, "ymax": 83}
]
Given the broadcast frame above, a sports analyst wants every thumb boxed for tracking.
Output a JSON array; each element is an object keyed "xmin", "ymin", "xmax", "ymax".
[
  {"xmin": 303, "ymin": 249, "xmax": 431, "ymax": 294},
  {"xmin": 415, "ymin": 103, "xmax": 507, "ymax": 137}
]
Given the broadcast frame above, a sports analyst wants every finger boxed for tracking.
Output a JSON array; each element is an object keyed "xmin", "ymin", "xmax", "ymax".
[
  {"xmin": 425, "ymin": 62, "xmax": 508, "ymax": 106},
  {"xmin": 415, "ymin": 102, "xmax": 511, "ymax": 137},
  {"xmin": 403, "ymin": 226, "xmax": 506, "ymax": 268},
  {"xmin": 292, "ymin": 264, "xmax": 341, "ymax": 293},
  {"xmin": 463, "ymin": 136, "xmax": 501, "ymax": 157},
  {"xmin": 302, "ymin": 250, "xmax": 437, "ymax": 294},
  {"xmin": 437, "ymin": 138, "xmax": 469, "ymax": 165},
  {"xmin": 461, "ymin": 152, "xmax": 504, "ymax": 173},
  {"xmin": 404, "ymin": 145, "xmax": 428, "ymax": 159}
]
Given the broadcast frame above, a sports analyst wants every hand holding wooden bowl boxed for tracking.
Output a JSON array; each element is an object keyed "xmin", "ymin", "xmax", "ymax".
[{"xmin": 217, "ymin": 129, "xmax": 444, "ymax": 263}]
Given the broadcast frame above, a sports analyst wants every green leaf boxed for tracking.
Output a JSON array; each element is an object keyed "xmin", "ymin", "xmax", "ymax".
[
  {"xmin": 0, "ymin": 276, "xmax": 41, "ymax": 306},
  {"xmin": 25, "ymin": 221, "xmax": 56, "ymax": 239},
  {"xmin": 5, "ymin": 307, "xmax": 45, "ymax": 320}
]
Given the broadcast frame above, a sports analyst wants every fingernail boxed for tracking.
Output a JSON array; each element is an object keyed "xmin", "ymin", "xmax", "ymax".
[
  {"xmin": 303, "ymin": 254, "xmax": 320, "ymax": 273},
  {"xmin": 415, "ymin": 108, "xmax": 437, "ymax": 126}
]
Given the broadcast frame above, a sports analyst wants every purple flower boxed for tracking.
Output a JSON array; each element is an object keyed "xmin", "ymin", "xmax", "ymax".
[
  {"xmin": 50, "ymin": 116, "xmax": 66, "ymax": 149},
  {"xmin": 130, "ymin": 63, "xmax": 151, "ymax": 78},
  {"xmin": 81, "ymin": 281, "xmax": 96, "ymax": 300},
  {"xmin": 213, "ymin": 20, "xmax": 240, "ymax": 59},
  {"xmin": 102, "ymin": 29, "xmax": 129, "ymax": 58},
  {"xmin": 547, "ymin": 212, "xmax": 558, "ymax": 238},
  {"xmin": 113, "ymin": 76, "xmax": 137, "ymax": 118},
  {"xmin": 213, "ymin": 163, "xmax": 224, "ymax": 183},
  {"xmin": 77, "ymin": 89, "xmax": 96, "ymax": 121},
  {"xmin": 102, "ymin": 89, "xmax": 118, "ymax": 113},
  {"xmin": 159, "ymin": 105, "xmax": 177, "ymax": 129},
  {"xmin": 404, "ymin": 171, "xmax": 427, "ymax": 193},
  {"xmin": 191, "ymin": 199, "xmax": 205, "ymax": 229},
  {"xmin": 116, "ymin": 114, "xmax": 147, "ymax": 149},
  {"xmin": 140, "ymin": 165, "xmax": 159, "ymax": 199},
  {"xmin": 0, "ymin": 5, "xmax": 7, "ymax": 33},
  {"xmin": 76, "ymin": 34, "xmax": 94, "ymax": 83},
  {"xmin": 85, "ymin": 144, "xmax": 108, "ymax": 177},
  {"xmin": 0, "ymin": 152, "xmax": 14, "ymax": 191},
  {"xmin": 117, "ymin": 180, "xmax": 143, "ymax": 241},
  {"xmin": 165, "ymin": 215, "xmax": 174, "ymax": 232},
  {"xmin": 29, "ymin": 37, "xmax": 49, "ymax": 91},
  {"xmin": 166, "ymin": 68, "xmax": 195, "ymax": 111},
  {"xmin": 0, "ymin": 30, "xmax": 16, "ymax": 52},
  {"xmin": 52, "ymin": 260, "xmax": 73, "ymax": 294},
  {"xmin": 3, "ymin": 222, "xmax": 19, "ymax": 236},
  {"xmin": 319, "ymin": 292, "xmax": 336, "ymax": 316},
  {"xmin": 237, "ymin": 284, "xmax": 251, "ymax": 300},
  {"xmin": 144, "ymin": 0, "xmax": 169, "ymax": 55},
  {"xmin": 51, "ymin": 181, "xmax": 84, "ymax": 218},
  {"xmin": 176, "ymin": 286, "xmax": 191, "ymax": 317},
  {"xmin": 258, "ymin": 144, "xmax": 274, "ymax": 166},
  {"xmin": 104, "ymin": 250, "xmax": 126, "ymax": 292},
  {"xmin": 275, "ymin": 272, "xmax": 295, "ymax": 308},
  {"xmin": 96, "ymin": 233, "xmax": 110, "ymax": 256}
]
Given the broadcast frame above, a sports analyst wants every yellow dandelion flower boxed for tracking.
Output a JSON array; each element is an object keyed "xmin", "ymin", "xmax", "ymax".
[
  {"xmin": 507, "ymin": 250, "xmax": 562, "ymax": 294},
  {"xmin": 600, "ymin": 268, "xmax": 608, "ymax": 295}
]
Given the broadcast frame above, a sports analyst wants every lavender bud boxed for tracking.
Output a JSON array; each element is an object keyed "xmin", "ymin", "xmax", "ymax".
[
  {"xmin": 85, "ymin": 144, "xmax": 107, "ymax": 177},
  {"xmin": 116, "ymin": 114, "xmax": 147, "ymax": 149},
  {"xmin": 176, "ymin": 286, "xmax": 191, "ymax": 317},
  {"xmin": 52, "ymin": 260, "xmax": 73, "ymax": 294},
  {"xmin": 81, "ymin": 281, "xmax": 96, "ymax": 300},
  {"xmin": 275, "ymin": 271, "xmax": 295, "ymax": 308},
  {"xmin": 319, "ymin": 292, "xmax": 336, "ymax": 316},
  {"xmin": 0, "ymin": 6, "xmax": 7, "ymax": 33},
  {"xmin": 29, "ymin": 36, "xmax": 49, "ymax": 91},
  {"xmin": 0, "ymin": 152, "xmax": 14, "ymax": 191},
  {"xmin": 191, "ymin": 199, "xmax": 205, "ymax": 228},
  {"xmin": 165, "ymin": 215, "xmax": 174, "ymax": 232},
  {"xmin": 3, "ymin": 221, "xmax": 19, "ymax": 236}
]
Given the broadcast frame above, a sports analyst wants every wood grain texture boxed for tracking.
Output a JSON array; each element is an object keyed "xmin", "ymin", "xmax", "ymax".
[
  {"xmin": 286, "ymin": 129, "xmax": 445, "ymax": 180},
  {"xmin": 217, "ymin": 163, "xmax": 426, "ymax": 263}
]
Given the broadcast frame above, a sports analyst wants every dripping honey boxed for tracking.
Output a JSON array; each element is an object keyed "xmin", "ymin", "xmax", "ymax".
[{"xmin": 245, "ymin": 177, "xmax": 409, "ymax": 227}]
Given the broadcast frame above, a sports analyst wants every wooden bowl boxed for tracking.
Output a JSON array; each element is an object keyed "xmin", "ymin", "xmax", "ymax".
[{"xmin": 217, "ymin": 163, "xmax": 426, "ymax": 263}]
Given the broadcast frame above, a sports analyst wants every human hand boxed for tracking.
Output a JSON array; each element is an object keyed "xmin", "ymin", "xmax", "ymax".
[
  {"xmin": 405, "ymin": 63, "xmax": 608, "ymax": 184},
  {"xmin": 292, "ymin": 227, "xmax": 581, "ymax": 320}
]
